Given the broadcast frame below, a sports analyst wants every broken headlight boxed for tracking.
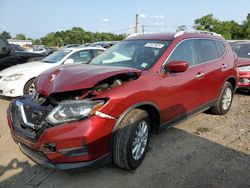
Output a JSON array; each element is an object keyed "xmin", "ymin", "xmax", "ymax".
[{"xmin": 46, "ymin": 99, "xmax": 104, "ymax": 125}]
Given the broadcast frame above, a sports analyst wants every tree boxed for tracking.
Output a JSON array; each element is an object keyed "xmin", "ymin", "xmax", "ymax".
[
  {"xmin": 242, "ymin": 13, "xmax": 250, "ymax": 39},
  {"xmin": 0, "ymin": 31, "xmax": 11, "ymax": 39},
  {"xmin": 176, "ymin": 25, "xmax": 188, "ymax": 32},
  {"xmin": 194, "ymin": 14, "xmax": 219, "ymax": 30},
  {"xmin": 15, "ymin": 33, "xmax": 26, "ymax": 40},
  {"xmin": 34, "ymin": 39, "xmax": 41, "ymax": 45},
  {"xmin": 194, "ymin": 13, "xmax": 250, "ymax": 40},
  {"xmin": 39, "ymin": 27, "xmax": 126, "ymax": 47}
]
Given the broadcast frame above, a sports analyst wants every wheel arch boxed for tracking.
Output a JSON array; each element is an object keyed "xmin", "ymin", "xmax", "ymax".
[
  {"xmin": 23, "ymin": 77, "xmax": 36, "ymax": 94},
  {"xmin": 115, "ymin": 102, "xmax": 160, "ymax": 132},
  {"xmin": 109, "ymin": 101, "xmax": 161, "ymax": 151},
  {"xmin": 226, "ymin": 76, "xmax": 237, "ymax": 91}
]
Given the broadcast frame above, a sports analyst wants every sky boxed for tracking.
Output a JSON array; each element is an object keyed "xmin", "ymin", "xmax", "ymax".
[{"xmin": 0, "ymin": 0, "xmax": 249, "ymax": 39}]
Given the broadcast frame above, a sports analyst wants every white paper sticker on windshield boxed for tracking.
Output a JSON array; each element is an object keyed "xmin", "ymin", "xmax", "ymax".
[{"xmin": 145, "ymin": 43, "xmax": 164, "ymax": 49}]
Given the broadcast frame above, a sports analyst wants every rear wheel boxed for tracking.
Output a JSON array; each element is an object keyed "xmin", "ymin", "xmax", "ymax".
[
  {"xmin": 211, "ymin": 82, "xmax": 234, "ymax": 115},
  {"xmin": 24, "ymin": 79, "xmax": 36, "ymax": 95},
  {"xmin": 113, "ymin": 109, "xmax": 151, "ymax": 170}
]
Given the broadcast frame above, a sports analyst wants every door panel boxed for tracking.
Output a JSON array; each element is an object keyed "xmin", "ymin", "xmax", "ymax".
[
  {"xmin": 195, "ymin": 39, "xmax": 226, "ymax": 103},
  {"xmin": 159, "ymin": 39, "xmax": 206, "ymax": 123}
]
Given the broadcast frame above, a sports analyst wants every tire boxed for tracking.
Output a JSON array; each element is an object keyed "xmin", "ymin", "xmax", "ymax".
[
  {"xmin": 113, "ymin": 109, "xmax": 151, "ymax": 170},
  {"xmin": 24, "ymin": 79, "xmax": 36, "ymax": 95},
  {"xmin": 211, "ymin": 82, "xmax": 234, "ymax": 115}
]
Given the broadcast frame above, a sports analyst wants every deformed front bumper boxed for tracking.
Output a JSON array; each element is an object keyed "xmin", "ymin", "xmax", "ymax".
[
  {"xmin": 8, "ymin": 97, "xmax": 117, "ymax": 170},
  {"xmin": 18, "ymin": 143, "xmax": 112, "ymax": 170}
]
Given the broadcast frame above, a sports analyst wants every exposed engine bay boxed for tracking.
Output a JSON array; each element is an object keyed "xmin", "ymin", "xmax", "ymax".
[
  {"xmin": 9, "ymin": 72, "xmax": 140, "ymax": 141},
  {"xmin": 37, "ymin": 72, "xmax": 140, "ymax": 106}
]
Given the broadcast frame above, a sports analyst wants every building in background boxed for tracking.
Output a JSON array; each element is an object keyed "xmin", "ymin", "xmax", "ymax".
[{"xmin": 7, "ymin": 39, "xmax": 32, "ymax": 48}]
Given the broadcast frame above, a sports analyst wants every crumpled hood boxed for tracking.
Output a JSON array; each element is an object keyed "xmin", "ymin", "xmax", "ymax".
[
  {"xmin": 238, "ymin": 58, "xmax": 250, "ymax": 67},
  {"xmin": 36, "ymin": 64, "xmax": 141, "ymax": 96}
]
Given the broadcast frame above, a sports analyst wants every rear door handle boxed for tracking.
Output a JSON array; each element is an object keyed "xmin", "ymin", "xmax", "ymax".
[{"xmin": 196, "ymin": 72, "xmax": 205, "ymax": 78}]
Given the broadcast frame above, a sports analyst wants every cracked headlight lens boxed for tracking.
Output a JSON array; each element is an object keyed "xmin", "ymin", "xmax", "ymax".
[
  {"xmin": 3, "ymin": 74, "xmax": 23, "ymax": 81},
  {"xmin": 46, "ymin": 99, "xmax": 105, "ymax": 125}
]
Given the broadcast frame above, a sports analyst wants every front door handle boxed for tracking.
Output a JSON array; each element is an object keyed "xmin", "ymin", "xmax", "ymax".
[
  {"xmin": 196, "ymin": 72, "xmax": 205, "ymax": 78},
  {"xmin": 221, "ymin": 64, "xmax": 227, "ymax": 69}
]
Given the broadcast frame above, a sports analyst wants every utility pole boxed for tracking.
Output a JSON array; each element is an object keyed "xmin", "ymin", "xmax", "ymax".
[
  {"xmin": 135, "ymin": 14, "xmax": 139, "ymax": 33},
  {"xmin": 142, "ymin": 25, "xmax": 145, "ymax": 34}
]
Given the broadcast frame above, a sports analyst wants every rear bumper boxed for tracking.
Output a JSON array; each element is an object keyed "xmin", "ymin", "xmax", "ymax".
[{"xmin": 18, "ymin": 143, "xmax": 112, "ymax": 170}]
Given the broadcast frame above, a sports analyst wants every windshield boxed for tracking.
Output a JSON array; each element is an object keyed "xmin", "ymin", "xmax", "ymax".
[
  {"xmin": 42, "ymin": 49, "xmax": 72, "ymax": 63},
  {"xmin": 231, "ymin": 43, "xmax": 250, "ymax": 58},
  {"xmin": 90, "ymin": 40, "xmax": 171, "ymax": 70}
]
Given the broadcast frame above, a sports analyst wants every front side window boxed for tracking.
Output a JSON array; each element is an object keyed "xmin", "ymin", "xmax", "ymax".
[
  {"xmin": 90, "ymin": 40, "xmax": 171, "ymax": 70},
  {"xmin": 196, "ymin": 39, "xmax": 219, "ymax": 62},
  {"xmin": 167, "ymin": 39, "xmax": 198, "ymax": 66},
  {"xmin": 68, "ymin": 50, "xmax": 91, "ymax": 63},
  {"xmin": 93, "ymin": 50, "xmax": 104, "ymax": 57},
  {"xmin": 42, "ymin": 49, "xmax": 72, "ymax": 63}
]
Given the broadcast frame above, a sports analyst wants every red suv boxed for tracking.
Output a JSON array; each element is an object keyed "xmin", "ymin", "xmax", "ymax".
[
  {"xmin": 231, "ymin": 41, "xmax": 250, "ymax": 91},
  {"xmin": 7, "ymin": 31, "xmax": 238, "ymax": 170}
]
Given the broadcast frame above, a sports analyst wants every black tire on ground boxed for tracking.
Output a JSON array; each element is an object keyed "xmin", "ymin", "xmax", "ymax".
[
  {"xmin": 113, "ymin": 109, "xmax": 151, "ymax": 170},
  {"xmin": 24, "ymin": 78, "xmax": 35, "ymax": 95},
  {"xmin": 211, "ymin": 82, "xmax": 234, "ymax": 115}
]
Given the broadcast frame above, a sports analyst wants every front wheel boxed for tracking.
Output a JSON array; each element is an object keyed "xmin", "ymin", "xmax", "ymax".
[
  {"xmin": 113, "ymin": 109, "xmax": 151, "ymax": 170},
  {"xmin": 211, "ymin": 82, "xmax": 234, "ymax": 115},
  {"xmin": 24, "ymin": 79, "xmax": 36, "ymax": 95}
]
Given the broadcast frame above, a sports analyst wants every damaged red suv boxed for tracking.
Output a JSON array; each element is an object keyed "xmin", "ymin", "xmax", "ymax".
[
  {"xmin": 7, "ymin": 31, "xmax": 238, "ymax": 170},
  {"xmin": 231, "ymin": 41, "xmax": 250, "ymax": 91}
]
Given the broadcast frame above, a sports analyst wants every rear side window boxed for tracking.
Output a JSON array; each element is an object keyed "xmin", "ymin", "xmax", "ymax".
[
  {"xmin": 196, "ymin": 39, "xmax": 219, "ymax": 63},
  {"xmin": 167, "ymin": 39, "xmax": 198, "ymax": 66},
  {"xmin": 69, "ymin": 50, "xmax": 91, "ymax": 63},
  {"xmin": 215, "ymin": 41, "xmax": 226, "ymax": 57},
  {"xmin": 93, "ymin": 50, "xmax": 104, "ymax": 57}
]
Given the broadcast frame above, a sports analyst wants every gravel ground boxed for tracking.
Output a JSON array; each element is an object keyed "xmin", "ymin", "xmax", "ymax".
[{"xmin": 0, "ymin": 93, "xmax": 249, "ymax": 188}]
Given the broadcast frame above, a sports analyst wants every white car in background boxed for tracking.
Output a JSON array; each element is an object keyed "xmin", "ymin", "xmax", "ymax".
[{"xmin": 0, "ymin": 47, "xmax": 105, "ymax": 97}]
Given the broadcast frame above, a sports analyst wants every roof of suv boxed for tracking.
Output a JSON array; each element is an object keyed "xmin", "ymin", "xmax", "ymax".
[{"xmin": 125, "ymin": 31, "xmax": 223, "ymax": 41}]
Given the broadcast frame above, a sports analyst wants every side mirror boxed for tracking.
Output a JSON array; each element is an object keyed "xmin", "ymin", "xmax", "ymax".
[
  {"xmin": 64, "ymin": 58, "xmax": 74, "ymax": 64},
  {"xmin": 165, "ymin": 60, "xmax": 189, "ymax": 73}
]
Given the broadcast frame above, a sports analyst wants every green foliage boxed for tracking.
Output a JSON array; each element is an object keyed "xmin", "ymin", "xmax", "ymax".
[
  {"xmin": 194, "ymin": 13, "xmax": 250, "ymax": 39},
  {"xmin": 39, "ymin": 27, "xmax": 126, "ymax": 47},
  {"xmin": 15, "ymin": 33, "xmax": 26, "ymax": 40},
  {"xmin": 0, "ymin": 31, "xmax": 12, "ymax": 39},
  {"xmin": 176, "ymin": 25, "xmax": 188, "ymax": 32}
]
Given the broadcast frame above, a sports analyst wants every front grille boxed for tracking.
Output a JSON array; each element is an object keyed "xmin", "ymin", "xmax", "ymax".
[
  {"xmin": 10, "ymin": 97, "xmax": 53, "ymax": 142},
  {"xmin": 23, "ymin": 104, "xmax": 49, "ymax": 125}
]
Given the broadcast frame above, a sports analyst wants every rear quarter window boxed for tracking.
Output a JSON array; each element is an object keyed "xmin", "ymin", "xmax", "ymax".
[{"xmin": 215, "ymin": 41, "xmax": 226, "ymax": 57}]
